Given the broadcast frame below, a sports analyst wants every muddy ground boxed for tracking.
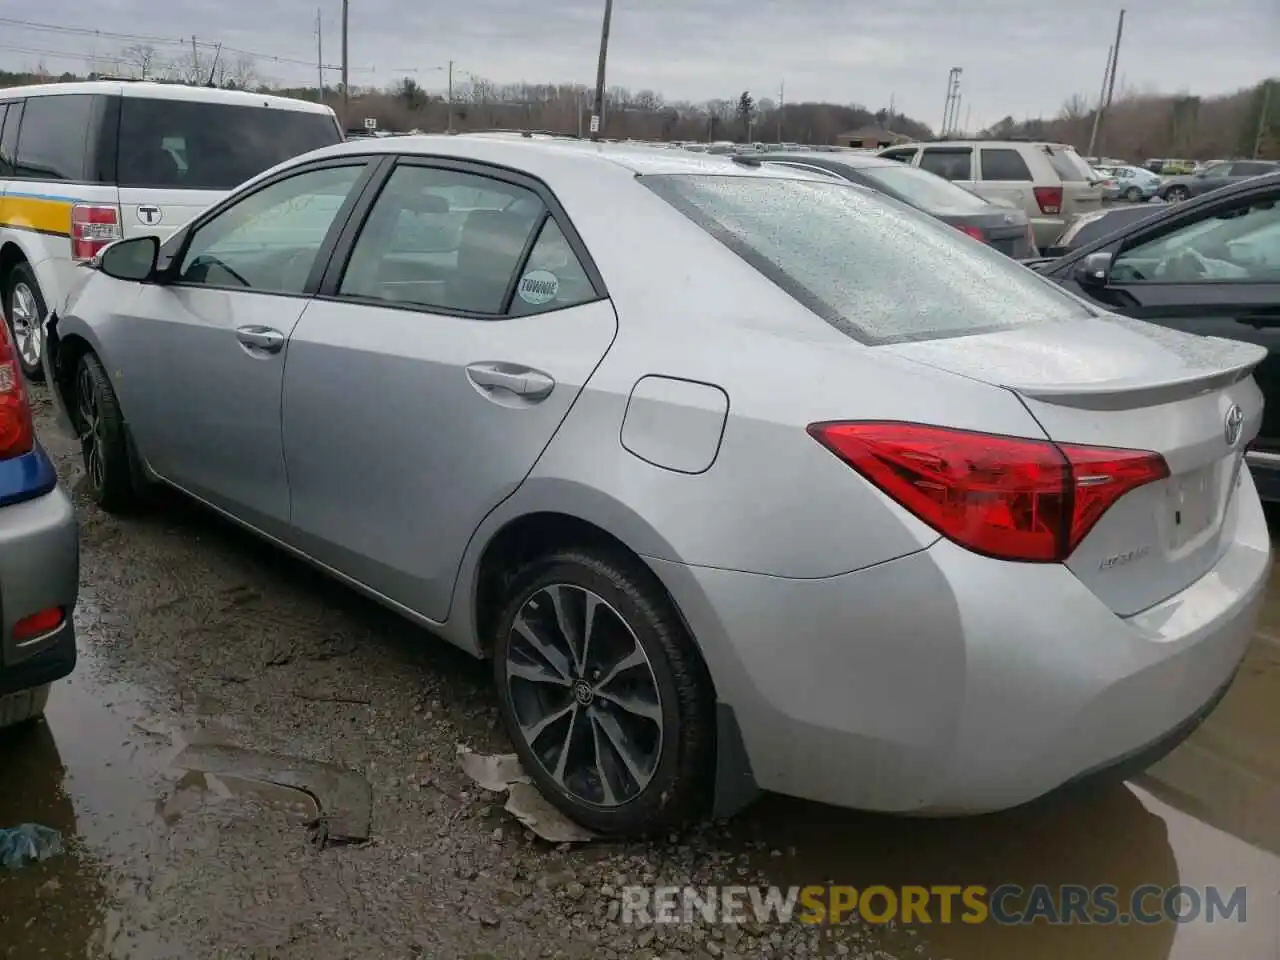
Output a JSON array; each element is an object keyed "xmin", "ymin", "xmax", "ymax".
[{"xmin": 2, "ymin": 384, "xmax": 1279, "ymax": 960}]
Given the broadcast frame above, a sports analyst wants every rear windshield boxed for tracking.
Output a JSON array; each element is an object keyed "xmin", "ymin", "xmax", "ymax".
[
  {"xmin": 642, "ymin": 174, "xmax": 1089, "ymax": 344},
  {"xmin": 1044, "ymin": 145, "xmax": 1094, "ymax": 182},
  {"xmin": 856, "ymin": 164, "xmax": 990, "ymax": 213},
  {"xmin": 117, "ymin": 98, "xmax": 342, "ymax": 190}
]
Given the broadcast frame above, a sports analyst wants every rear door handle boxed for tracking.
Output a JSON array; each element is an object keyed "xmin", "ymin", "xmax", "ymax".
[
  {"xmin": 466, "ymin": 362, "xmax": 555, "ymax": 401},
  {"xmin": 235, "ymin": 325, "xmax": 285, "ymax": 353}
]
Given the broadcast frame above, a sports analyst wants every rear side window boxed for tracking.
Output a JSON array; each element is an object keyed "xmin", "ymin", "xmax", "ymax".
[
  {"xmin": 117, "ymin": 98, "xmax": 343, "ymax": 190},
  {"xmin": 13, "ymin": 94, "xmax": 95, "ymax": 180},
  {"xmin": 642, "ymin": 174, "xmax": 1089, "ymax": 344},
  {"xmin": 979, "ymin": 148, "xmax": 1034, "ymax": 181},
  {"xmin": 879, "ymin": 148, "xmax": 917, "ymax": 164},
  {"xmin": 1044, "ymin": 145, "xmax": 1093, "ymax": 182},
  {"xmin": 919, "ymin": 148, "xmax": 972, "ymax": 181}
]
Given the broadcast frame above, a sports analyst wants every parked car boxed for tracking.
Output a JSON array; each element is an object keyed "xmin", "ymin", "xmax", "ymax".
[
  {"xmin": 876, "ymin": 139, "xmax": 1104, "ymax": 250},
  {"xmin": 757, "ymin": 151, "xmax": 1037, "ymax": 256},
  {"xmin": 1095, "ymin": 164, "xmax": 1163, "ymax": 202},
  {"xmin": 0, "ymin": 80, "xmax": 344, "ymax": 382},
  {"xmin": 1036, "ymin": 204, "xmax": 1167, "ymax": 257},
  {"xmin": 0, "ymin": 300, "xmax": 78, "ymax": 729},
  {"xmin": 46, "ymin": 136, "xmax": 1270, "ymax": 835},
  {"xmin": 1157, "ymin": 160, "xmax": 1280, "ymax": 203},
  {"xmin": 1030, "ymin": 171, "xmax": 1280, "ymax": 499}
]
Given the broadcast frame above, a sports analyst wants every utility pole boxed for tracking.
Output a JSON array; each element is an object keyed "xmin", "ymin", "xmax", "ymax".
[
  {"xmin": 1095, "ymin": 9, "xmax": 1126, "ymax": 158},
  {"xmin": 1085, "ymin": 44, "xmax": 1113, "ymax": 157},
  {"xmin": 1254, "ymin": 79, "xmax": 1273, "ymax": 159},
  {"xmin": 341, "ymin": 0, "xmax": 350, "ymax": 130},
  {"xmin": 940, "ymin": 67, "xmax": 962, "ymax": 136},
  {"xmin": 777, "ymin": 80, "xmax": 784, "ymax": 142},
  {"xmin": 590, "ymin": 0, "xmax": 613, "ymax": 140},
  {"xmin": 191, "ymin": 35, "xmax": 199, "ymax": 84},
  {"xmin": 446, "ymin": 60, "xmax": 454, "ymax": 134},
  {"xmin": 316, "ymin": 9, "xmax": 324, "ymax": 102}
]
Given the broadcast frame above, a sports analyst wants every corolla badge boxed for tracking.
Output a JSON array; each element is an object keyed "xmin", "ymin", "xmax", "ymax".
[{"xmin": 1224, "ymin": 404, "xmax": 1244, "ymax": 447}]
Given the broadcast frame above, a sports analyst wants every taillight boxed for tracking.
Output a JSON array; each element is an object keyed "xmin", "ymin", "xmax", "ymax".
[
  {"xmin": 1033, "ymin": 186, "xmax": 1063, "ymax": 215},
  {"xmin": 807, "ymin": 422, "xmax": 1169, "ymax": 563},
  {"xmin": 0, "ymin": 309, "xmax": 34, "ymax": 461},
  {"xmin": 955, "ymin": 224, "xmax": 986, "ymax": 242},
  {"xmin": 14, "ymin": 607, "xmax": 63, "ymax": 642},
  {"xmin": 71, "ymin": 204, "xmax": 121, "ymax": 262}
]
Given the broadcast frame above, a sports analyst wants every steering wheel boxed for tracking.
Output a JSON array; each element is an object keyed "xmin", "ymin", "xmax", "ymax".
[{"xmin": 189, "ymin": 254, "xmax": 251, "ymax": 287}]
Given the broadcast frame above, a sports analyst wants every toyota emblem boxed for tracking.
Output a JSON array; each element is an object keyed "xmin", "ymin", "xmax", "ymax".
[{"xmin": 1224, "ymin": 404, "xmax": 1244, "ymax": 447}]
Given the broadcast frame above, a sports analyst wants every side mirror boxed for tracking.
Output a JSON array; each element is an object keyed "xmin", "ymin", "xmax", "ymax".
[
  {"xmin": 1074, "ymin": 251, "xmax": 1114, "ymax": 289},
  {"xmin": 98, "ymin": 235, "xmax": 159, "ymax": 282}
]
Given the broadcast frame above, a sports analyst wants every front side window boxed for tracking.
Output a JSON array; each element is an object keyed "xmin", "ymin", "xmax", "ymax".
[
  {"xmin": 339, "ymin": 165, "xmax": 549, "ymax": 314},
  {"xmin": 643, "ymin": 174, "xmax": 1090, "ymax": 344},
  {"xmin": 117, "ymin": 98, "xmax": 343, "ymax": 190},
  {"xmin": 1112, "ymin": 195, "xmax": 1280, "ymax": 284},
  {"xmin": 13, "ymin": 95, "xmax": 95, "ymax": 181},
  {"xmin": 919, "ymin": 148, "xmax": 972, "ymax": 181},
  {"xmin": 979, "ymin": 148, "xmax": 1034, "ymax": 182},
  {"xmin": 178, "ymin": 164, "xmax": 365, "ymax": 294}
]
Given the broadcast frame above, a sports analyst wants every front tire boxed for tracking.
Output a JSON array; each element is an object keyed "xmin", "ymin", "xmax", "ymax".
[
  {"xmin": 0, "ymin": 684, "xmax": 49, "ymax": 729},
  {"xmin": 492, "ymin": 547, "xmax": 714, "ymax": 836},
  {"xmin": 73, "ymin": 352, "xmax": 142, "ymax": 513},
  {"xmin": 1164, "ymin": 185, "xmax": 1189, "ymax": 203},
  {"xmin": 4, "ymin": 263, "xmax": 47, "ymax": 382}
]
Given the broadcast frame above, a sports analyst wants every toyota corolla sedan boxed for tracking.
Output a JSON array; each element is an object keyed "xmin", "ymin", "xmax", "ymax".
[{"xmin": 43, "ymin": 136, "xmax": 1271, "ymax": 836}]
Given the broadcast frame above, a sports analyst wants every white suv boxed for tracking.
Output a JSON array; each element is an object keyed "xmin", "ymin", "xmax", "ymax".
[{"xmin": 877, "ymin": 140, "xmax": 1104, "ymax": 250}]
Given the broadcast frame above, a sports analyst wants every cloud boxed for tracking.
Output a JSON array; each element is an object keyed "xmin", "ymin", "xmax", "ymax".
[{"xmin": 1, "ymin": 0, "xmax": 1275, "ymax": 127}]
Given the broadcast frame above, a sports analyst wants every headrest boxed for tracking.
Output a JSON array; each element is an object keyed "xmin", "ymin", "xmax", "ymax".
[{"xmin": 456, "ymin": 210, "xmax": 537, "ymax": 275}]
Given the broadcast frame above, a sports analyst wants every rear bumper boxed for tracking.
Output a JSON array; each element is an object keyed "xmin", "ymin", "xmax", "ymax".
[
  {"xmin": 0, "ymin": 484, "xmax": 79, "ymax": 698},
  {"xmin": 648, "ymin": 470, "xmax": 1270, "ymax": 815},
  {"xmin": 1246, "ymin": 450, "xmax": 1280, "ymax": 502}
]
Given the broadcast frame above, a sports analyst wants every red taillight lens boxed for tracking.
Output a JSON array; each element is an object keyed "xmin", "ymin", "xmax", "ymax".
[
  {"xmin": 71, "ymin": 204, "xmax": 121, "ymax": 262},
  {"xmin": 807, "ymin": 422, "xmax": 1169, "ymax": 563},
  {"xmin": 955, "ymin": 224, "xmax": 986, "ymax": 242},
  {"xmin": 1033, "ymin": 186, "xmax": 1063, "ymax": 215},
  {"xmin": 14, "ymin": 607, "xmax": 63, "ymax": 642},
  {"xmin": 0, "ymin": 311, "xmax": 34, "ymax": 461}
]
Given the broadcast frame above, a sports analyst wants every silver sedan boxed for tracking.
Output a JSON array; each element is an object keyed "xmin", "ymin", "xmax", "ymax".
[{"xmin": 45, "ymin": 136, "xmax": 1271, "ymax": 836}]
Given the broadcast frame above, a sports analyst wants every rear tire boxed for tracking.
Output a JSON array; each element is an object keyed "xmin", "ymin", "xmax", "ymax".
[
  {"xmin": 492, "ymin": 547, "xmax": 714, "ymax": 837},
  {"xmin": 3, "ymin": 263, "xmax": 46, "ymax": 382},
  {"xmin": 73, "ymin": 352, "xmax": 143, "ymax": 513},
  {"xmin": 0, "ymin": 684, "xmax": 50, "ymax": 729},
  {"xmin": 1164, "ymin": 185, "xmax": 1189, "ymax": 203},
  {"xmin": 1124, "ymin": 186, "xmax": 1143, "ymax": 203}
]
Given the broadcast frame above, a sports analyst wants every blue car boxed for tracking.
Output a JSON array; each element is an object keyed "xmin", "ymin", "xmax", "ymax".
[
  {"xmin": 1097, "ymin": 165, "xmax": 1162, "ymax": 202},
  {"xmin": 0, "ymin": 302, "xmax": 78, "ymax": 729}
]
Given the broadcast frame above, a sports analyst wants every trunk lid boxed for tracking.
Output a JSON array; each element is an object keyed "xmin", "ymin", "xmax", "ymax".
[{"xmin": 882, "ymin": 315, "xmax": 1265, "ymax": 616}]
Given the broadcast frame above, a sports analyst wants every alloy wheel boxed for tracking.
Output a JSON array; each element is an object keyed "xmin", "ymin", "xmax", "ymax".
[
  {"xmin": 76, "ymin": 363, "xmax": 105, "ymax": 492},
  {"xmin": 9, "ymin": 282, "xmax": 42, "ymax": 369},
  {"xmin": 504, "ymin": 584, "xmax": 663, "ymax": 807}
]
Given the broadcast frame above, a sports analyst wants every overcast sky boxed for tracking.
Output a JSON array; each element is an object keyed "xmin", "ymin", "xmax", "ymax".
[{"xmin": 2, "ymin": 0, "xmax": 1276, "ymax": 129}]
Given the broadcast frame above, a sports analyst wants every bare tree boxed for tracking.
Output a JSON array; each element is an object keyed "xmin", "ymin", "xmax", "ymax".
[
  {"xmin": 120, "ymin": 43, "xmax": 158, "ymax": 80},
  {"xmin": 225, "ymin": 54, "xmax": 259, "ymax": 90}
]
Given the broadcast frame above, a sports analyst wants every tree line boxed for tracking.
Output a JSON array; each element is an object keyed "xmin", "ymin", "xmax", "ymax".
[{"xmin": 0, "ymin": 46, "xmax": 1274, "ymax": 159}]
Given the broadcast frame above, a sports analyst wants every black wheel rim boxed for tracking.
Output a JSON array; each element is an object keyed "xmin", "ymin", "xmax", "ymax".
[
  {"xmin": 75, "ymin": 365, "xmax": 104, "ymax": 492},
  {"xmin": 503, "ymin": 584, "xmax": 663, "ymax": 808}
]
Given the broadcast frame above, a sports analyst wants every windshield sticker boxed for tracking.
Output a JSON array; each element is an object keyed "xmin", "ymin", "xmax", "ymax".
[{"xmin": 517, "ymin": 269, "xmax": 559, "ymax": 305}]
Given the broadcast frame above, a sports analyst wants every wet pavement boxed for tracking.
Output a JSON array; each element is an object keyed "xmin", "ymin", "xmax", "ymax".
[{"xmin": 3, "ymin": 385, "xmax": 1280, "ymax": 959}]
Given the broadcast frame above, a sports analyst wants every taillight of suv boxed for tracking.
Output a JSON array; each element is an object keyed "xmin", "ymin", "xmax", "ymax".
[
  {"xmin": 1033, "ymin": 186, "xmax": 1063, "ymax": 216},
  {"xmin": 71, "ymin": 203, "xmax": 122, "ymax": 262}
]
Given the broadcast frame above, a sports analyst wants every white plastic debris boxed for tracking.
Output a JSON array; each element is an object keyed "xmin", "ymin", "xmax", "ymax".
[{"xmin": 456, "ymin": 745, "xmax": 597, "ymax": 843}]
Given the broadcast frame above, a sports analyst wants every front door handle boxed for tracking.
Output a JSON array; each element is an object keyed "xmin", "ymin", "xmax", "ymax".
[
  {"xmin": 235, "ymin": 325, "xmax": 285, "ymax": 353},
  {"xmin": 466, "ymin": 362, "xmax": 556, "ymax": 401}
]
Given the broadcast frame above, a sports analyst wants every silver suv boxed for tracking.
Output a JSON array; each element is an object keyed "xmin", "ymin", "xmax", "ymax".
[{"xmin": 878, "ymin": 139, "xmax": 1105, "ymax": 249}]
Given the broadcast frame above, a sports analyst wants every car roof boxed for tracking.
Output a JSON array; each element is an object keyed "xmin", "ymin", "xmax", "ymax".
[
  {"xmin": 0, "ymin": 80, "xmax": 334, "ymax": 115},
  {"xmin": 1052, "ymin": 170, "xmax": 1280, "ymax": 263},
  {"xmin": 306, "ymin": 134, "xmax": 838, "ymax": 182}
]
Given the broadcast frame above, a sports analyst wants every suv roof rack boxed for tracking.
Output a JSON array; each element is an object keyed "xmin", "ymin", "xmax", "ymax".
[{"xmin": 912, "ymin": 136, "xmax": 1070, "ymax": 146}]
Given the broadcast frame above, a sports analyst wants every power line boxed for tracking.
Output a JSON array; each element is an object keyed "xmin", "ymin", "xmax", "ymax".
[{"xmin": 0, "ymin": 16, "xmax": 377, "ymax": 73}]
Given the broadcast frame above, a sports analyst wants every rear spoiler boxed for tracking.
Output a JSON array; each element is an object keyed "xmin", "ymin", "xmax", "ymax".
[{"xmin": 1009, "ymin": 342, "xmax": 1267, "ymax": 409}]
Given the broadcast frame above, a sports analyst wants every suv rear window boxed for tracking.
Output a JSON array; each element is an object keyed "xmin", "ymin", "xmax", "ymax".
[
  {"xmin": 116, "ymin": 98, "xmax": 342, "ymax": 190},
  {"xmin": 1044, "ymin": 145, "xmax": 1094, "ymax": 182},
  {"xmin": 642, "ymin": 174, "xmax": 1088, "ymax": 344}
]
